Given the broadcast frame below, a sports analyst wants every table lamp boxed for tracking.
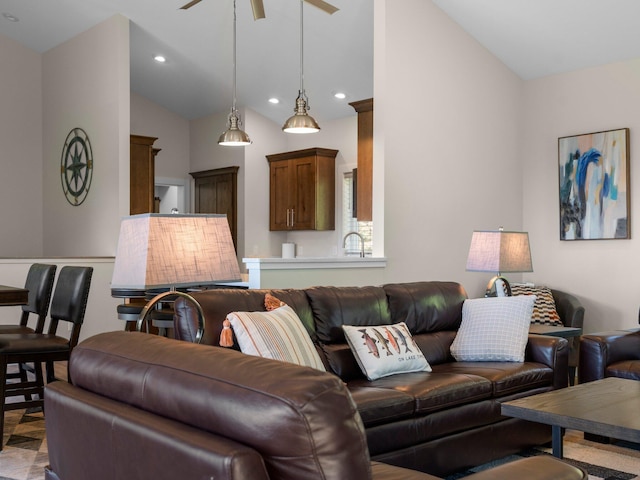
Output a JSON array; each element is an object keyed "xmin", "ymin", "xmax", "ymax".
[
  {"xmin": 466, "ymin": 228, "xmax": 533, "ymax": 297},
  {"xmin": 111, "ymin": 213, "xmax": 241, "ymax": 342}
]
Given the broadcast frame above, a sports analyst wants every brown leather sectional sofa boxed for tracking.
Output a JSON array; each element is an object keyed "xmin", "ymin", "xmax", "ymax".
[
  {"xmin": 172, "ymin": 281, "xmax": 576, "ymax": 476},
  {"xmin": 44, "ymin": 331, "xmax": 586, "ymax": 480}
]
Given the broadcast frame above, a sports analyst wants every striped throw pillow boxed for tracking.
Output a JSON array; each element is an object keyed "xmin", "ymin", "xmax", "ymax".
[
  {"xmin": 226, "ymin": 305, "xmax": 326, "ymax": 371},
  {"xmin": 510, "ymin": 284, "xmax": 563, "ymax": 326}
]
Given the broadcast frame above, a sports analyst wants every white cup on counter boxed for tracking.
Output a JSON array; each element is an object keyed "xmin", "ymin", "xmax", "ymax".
[{"xmin": 282, "ymin": 242, "xmax": 296, "ymax": 259}]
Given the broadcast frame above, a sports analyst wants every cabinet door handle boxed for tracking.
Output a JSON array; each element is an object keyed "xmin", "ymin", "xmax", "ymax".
[
  {"xmin": 290, "ymin": 209, "xmax": 295, "ymax": 227},
  {"xmin": 286, "ymin": 208, "xmax": 291, "ymax": 227}
]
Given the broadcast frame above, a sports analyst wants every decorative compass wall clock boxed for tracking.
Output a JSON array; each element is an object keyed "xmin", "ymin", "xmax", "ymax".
[{"xmin": 60, "ymin": 127, "xmax": 93, "ymax": 206}]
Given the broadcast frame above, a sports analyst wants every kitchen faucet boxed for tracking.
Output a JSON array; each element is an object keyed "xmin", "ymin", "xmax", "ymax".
[{"xmin": 342, "ymin": 231, "xmax": 365, "ymax": 258}]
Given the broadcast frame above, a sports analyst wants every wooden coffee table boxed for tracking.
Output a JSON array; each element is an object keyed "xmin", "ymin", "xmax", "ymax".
[{"xmin": 501, "ymin": 377, "xmax": 640, "ymax": 458}]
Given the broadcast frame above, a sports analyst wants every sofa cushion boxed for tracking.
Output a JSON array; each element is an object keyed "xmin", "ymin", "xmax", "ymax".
[
  {"xmin": 370, "ymin": 462, "xmax": 441, "ymax": 480},
  {"xmin": 383, "ymin": 282, "xmax": 467, "ymax": 334},
  {"xmin": 606, "ymin": 360, "xmax": 640, "ymax": 380},
  {"xmin": 348, "ymin": 385, "xmax": 416, "ymax": 426},
  {"xmin": 343, "ymin": 322, "xmax": 431, "ymax": 380},
  {"xmin": 450, "ymin": 296, "xmax": 535, "ymax": 362},
  {"xmin": 320, "ymin": 342, "xmax": 365, "ymax": 380},
  {"xmin": 307, "ymin": 286, "xmax": 392, "ymax": 343},
  {"xmin": 413, "ymin": 331, "xmax": 457, "ymax": 366},
  {"xmin": 433, "ymin": 362, "xmax": 554, "ymax": 396},
  {"xmin": 510, "ymin": 284, "xmax": 563, "ymax": 326},
  {"xmin": 226, "ymin": 305, "xmax": 325, "ymax": 371},
  {"xmin": 355, "ymin": 372, "xmax": 493, "ymax": 415}
]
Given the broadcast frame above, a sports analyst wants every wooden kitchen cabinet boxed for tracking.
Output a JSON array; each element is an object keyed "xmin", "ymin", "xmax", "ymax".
[
  {"xmin": 267, "ymin": 148, "xmax": 338, "ymax": 231},
  {"xmin": 130, "ymin": 134, "xmax": 160, "ymax": 214}
]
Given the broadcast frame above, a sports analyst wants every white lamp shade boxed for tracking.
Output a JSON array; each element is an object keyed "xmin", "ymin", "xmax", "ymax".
[
  {"xmin": 111, "ymin": 213, "xmax": 241, "ymax": 289},
  {"xmin": 466, "ymin": 230, "xmax": 533, "ymax": 273}
]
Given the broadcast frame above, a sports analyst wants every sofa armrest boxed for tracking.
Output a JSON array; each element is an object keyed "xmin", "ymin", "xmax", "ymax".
[
  {"xmin": 45, "ymin": 381, "xmax": 270, "ymax": 480},
  {"xmin": 525, "ymin": 335, "xmax": 569, "ymax": 389},
  {"xmin": 579, "ymin": 331, "xmax": 640, "ymax": 383},
  {"xmin": 551, "ymin": 289, "xmax": 584, "ymax": 376},
  {"xmin": 551, "ymin": 289, "xmax": 585, "ymax": 329}
]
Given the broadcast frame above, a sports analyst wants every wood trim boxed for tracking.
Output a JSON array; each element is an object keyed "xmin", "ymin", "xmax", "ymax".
[
  {"xmin": 266, "ymin": 147, "xmax": 339, "ymax": 163},
  {"xmin": 349, "ymin": 98, "xmax": 373, "ymax": 221},
  {"xmin": 349, "ymin": 98, "xmax": 373, "ymax": 113},
  {"xmin": 190, "ymin": 166, "xmax": 239, "ymax": 179}
]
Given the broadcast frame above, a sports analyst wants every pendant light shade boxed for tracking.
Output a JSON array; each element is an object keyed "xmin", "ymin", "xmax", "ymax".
[
  {"xmin": 219, "ymin": 109, "xmax": 251, "ymax": 146},
  {"xmin": 283, "ymin": 0, "xmax": 320, "ymax": 134},
  {"xmin": 283, "ymin": 92, "xmax": 320, "ymax": 133},
  {"xmin": 219, "ymin": 0, "xmax": 251, "ymax": 146}
]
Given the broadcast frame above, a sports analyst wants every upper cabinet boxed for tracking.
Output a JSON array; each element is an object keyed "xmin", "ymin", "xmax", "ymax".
[
  {"xmin": 130, "ymin": 135, "xmax": 160, "ymax": 214},
  {"xmin": 267, "ymin": 148, "xmax": 338, "ymax": 231},
  {"xmin": 349, "ymin": 98, "xmax": 373, "ymax": 221}
]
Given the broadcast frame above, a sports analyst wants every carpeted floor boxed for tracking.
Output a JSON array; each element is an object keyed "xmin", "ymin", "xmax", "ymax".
[{"xmin": 2, "ymin": 407, "xmax": 640, "ymax": 479}]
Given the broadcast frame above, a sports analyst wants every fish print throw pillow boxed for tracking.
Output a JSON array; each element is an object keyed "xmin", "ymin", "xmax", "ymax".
[{"xmin": 342, "ymin": 322, "xmax": 431, "ymax": 381}]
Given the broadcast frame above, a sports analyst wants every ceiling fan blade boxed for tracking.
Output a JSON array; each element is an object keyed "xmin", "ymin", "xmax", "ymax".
[
  {"xmin": 304, "ymin": 0, "xmax": 339, "ymax": 15},
  {"xmin": 250, "ymin": 0, "xmax": 266, "ymax": 20},
  {"xmin": 180, "ymin": 0, "xmax": 202, "ymax": 10}
]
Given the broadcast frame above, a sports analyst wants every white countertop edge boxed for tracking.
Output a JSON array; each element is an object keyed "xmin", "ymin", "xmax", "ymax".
[{"xmin": 243, "ymin": 257, "xmax": 387, "ymax": 270}]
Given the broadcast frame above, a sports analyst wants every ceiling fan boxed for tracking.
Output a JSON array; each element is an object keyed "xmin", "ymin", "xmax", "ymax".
[{"xmin": 179, "ymin": 0, "xmax": 339, "ymax": 20}]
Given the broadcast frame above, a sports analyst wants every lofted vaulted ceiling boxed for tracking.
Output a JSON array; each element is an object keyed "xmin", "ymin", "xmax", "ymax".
[
  {"xmin": 3, "ymin": 1, "xmax": 640, "ymax": 125},
  {"xmin": 0, "ymin": 0, "xmax": 373, "ymax": 124}
]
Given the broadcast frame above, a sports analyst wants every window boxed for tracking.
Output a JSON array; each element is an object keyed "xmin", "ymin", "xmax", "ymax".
[{"xmin": 342, "ymin": 171, "xmax": 373, "ymax": 256}]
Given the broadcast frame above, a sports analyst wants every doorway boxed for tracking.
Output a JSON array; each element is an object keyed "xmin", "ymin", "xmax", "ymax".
[{"xmin": 154, "ymin": 177, "xmax": 190, "ymax": 214}]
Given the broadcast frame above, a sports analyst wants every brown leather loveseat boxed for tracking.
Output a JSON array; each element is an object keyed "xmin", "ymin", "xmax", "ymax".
[
  {"xmin": 173, "ymin": 281, "xmax": 576, "ymax": 476},
  {"xmin": 44, "ymin": 331, "xmax": 586, "ymax": 480}
]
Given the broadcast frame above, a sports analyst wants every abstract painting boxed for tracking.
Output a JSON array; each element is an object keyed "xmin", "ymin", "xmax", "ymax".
[{"xmin": 558, "ymin": 128, "xmax": 630, "ymax": 240}]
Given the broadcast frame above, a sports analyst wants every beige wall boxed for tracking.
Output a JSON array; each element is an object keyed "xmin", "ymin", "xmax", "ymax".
[
  {"xmin": 0, "ymin": 35, "xmax": 43, "ymax": 256},
  {"xmin": 522, "ymin": 60, "xmax": 640, "ymax": 333},
  {"xmin": 131, "ymin": 92, "xmax": 190, "ymax": 180},
  {"xmin": 378, "ymin": 0, "xmax": 525, "ymax": 294},
  {"xmin": 42, "ymin": 14, "xmax": 130, "ymax": 257},
  {"xmin": 240, "ymin": 108, "xmax": 288, "ymax": 260}
]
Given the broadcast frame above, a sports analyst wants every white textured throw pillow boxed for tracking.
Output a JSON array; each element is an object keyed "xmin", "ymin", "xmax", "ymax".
[
  {"xmin": 343, "ymin": 322, "xmax": 432, "ymax": 380},
  {"xmin": 226, "ymin": 305, "xmax": 326, "ymax": 371},
  {"xmin": 450, "ymin": 296, "xmax": 536, "ymax": 362}
]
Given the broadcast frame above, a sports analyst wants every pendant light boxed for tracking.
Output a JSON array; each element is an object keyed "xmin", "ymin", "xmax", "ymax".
[
  {"xmin": 282, "ymin": 0, "xmax": 320, "ymax": 134},
  {"xmin": 219, "ymin": 0, "xmax": 251, "ymax": 146}
]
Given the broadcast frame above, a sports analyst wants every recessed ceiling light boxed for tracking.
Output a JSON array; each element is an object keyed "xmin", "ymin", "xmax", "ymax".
[
  {"xmin": 2, "ymin": 12, "xmax": 19, "ymax": 22},
  {"xmin": 154, "ymin": 55, "xmax": 166, "ymax": 63},
  {"xmin": 268, "ymin": 98, "xmax": 279, "ymax": 104},
  {"xmin": 334, "ymin": 92, "xmax": 346, "ymax": 99}
]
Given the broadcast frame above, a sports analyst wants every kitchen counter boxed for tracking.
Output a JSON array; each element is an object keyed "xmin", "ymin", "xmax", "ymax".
[{"xmin": 242, "ymin": 257, "xmax": 387, "ymax": 289}]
